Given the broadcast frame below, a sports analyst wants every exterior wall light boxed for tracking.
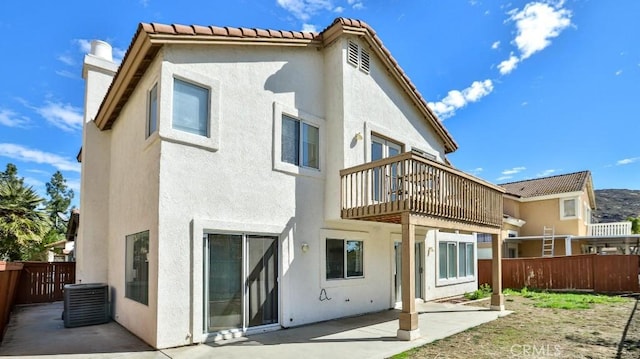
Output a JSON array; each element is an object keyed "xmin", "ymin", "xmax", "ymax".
[{"xmin": 301, "ymin": 243, "xmax": 310, "ymax": 253}]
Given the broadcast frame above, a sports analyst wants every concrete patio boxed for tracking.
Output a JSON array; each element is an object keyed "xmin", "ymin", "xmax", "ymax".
[{"xmin": 0, "ymin": 301, "xmax": 509, "ymax": 359}]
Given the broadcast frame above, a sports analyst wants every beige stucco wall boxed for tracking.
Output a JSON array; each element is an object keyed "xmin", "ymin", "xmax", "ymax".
[
  {"xmin": 503, "ymin": 197, "xmax": 520, "ymax": 218},
  {"xmin": 519, "ymin": 198, "xmax": 581, "ymax": 237}
]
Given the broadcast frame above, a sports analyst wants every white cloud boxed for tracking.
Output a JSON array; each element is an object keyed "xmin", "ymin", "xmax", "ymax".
[
  {"xmin": 615, "ymin": 69, "xmax": 623, "ymax": 76},
  {"xmin": 352, "ymin": 2, "xmax": 364, "ymax": 9},
  {"xmin": 536, "ymin": 169, "xmax": 557, "ymax": 177},
  {"xmin": 55, "ymin": 70, "xmax": 78, "ymax": 79},
  {"xmin": 498, "ymin": 54, "xmax": 520, "ymax": 75},
  {"xmin": 0, "ymin": 109, "xmax": 30, "ymax": 128},
  {"xmin": 276, "ymin": 0, "xmax": 333, "ymax": 21},
  {"xmin": 23, "ymin": 177, "xmax": 45, "ymax": 188},
  {"xmin": 75, "ymin": 39, "xmax": 92, "ymax": 53},
  {"xmin": 468, "ymin": 167, "xmax": 484, "ymax": 175},
  {"xmin": 491, "ymin": 41, "xmax": 500, "ymax": 49},
  {"xmin": 502, "ymin": 166, "xmax": 526, "ymax": 175},
  {"xmin": 302, "ymin": 23, "xmax": 318, "ymax": 32},
  {"xmin": 617, "ymin": 157, "xmax": 639, "ymax": 166},
  {"xmin": 427, "ymin": 79, "xmax": 493, "ymax": 119},
  {"xmin": 334, "ymin": 6, "xmax": 344, "ymax": 12},
  {"xmin": 497, "ymin": 1, "xmax": 571, "ymax": 76},
  {"xmin": 112, "ymin": 47, "xmax": 126, "ymax": 63},
  {"xmin": 66, "ymin": 179, "xmax": 80, "ymax": 192},
  {"xmin": 497, "ymin": 175, "xmax": 513, "ymax": 181},
  {"xmin": 140, "ymin": 0, "xmax": 150, "ymax": 7},
  {"xmin": 509, "ymin": 1, "xmax": 572, "ymax": 59},
  {"xmin": 0, "ymin": 143, "xmax": 80, "ymax": 172},
  {"xmin": 57, "ymin": 55, "xmax": 75, "ymax": 66},
  {"xmin": 35, "ymin": 102, "xmax": 83, "ymax": 132}
]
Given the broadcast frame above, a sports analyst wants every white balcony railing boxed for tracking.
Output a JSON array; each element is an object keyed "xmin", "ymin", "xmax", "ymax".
[{"xmin": 587, "ymin": 222, "xmax": 632, "ymax": 236}]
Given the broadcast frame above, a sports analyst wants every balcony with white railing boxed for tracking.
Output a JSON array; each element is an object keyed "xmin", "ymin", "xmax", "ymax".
[
  {"xmin": 340, "ymin": 151, "xmax": 504, "ymax": 228},
  {"xmin": 587, "ymin": 222, "xmax": 632, "ymax": 237}
]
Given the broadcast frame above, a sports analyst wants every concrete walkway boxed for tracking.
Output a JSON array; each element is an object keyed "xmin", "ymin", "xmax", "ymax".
[{"xmin": 0, "ymin": 301, "xmax": 510, "ymax": 359}]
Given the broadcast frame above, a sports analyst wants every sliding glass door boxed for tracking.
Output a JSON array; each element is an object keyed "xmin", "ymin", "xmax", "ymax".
[{"xmin": 206, "ymin": 233, "xmax": 279, "ymax": 333}]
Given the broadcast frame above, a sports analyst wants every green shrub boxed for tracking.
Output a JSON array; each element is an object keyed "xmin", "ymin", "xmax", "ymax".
[{"xmin": 464, "ymin": 283, "xmax": 492, "ymax": 300}]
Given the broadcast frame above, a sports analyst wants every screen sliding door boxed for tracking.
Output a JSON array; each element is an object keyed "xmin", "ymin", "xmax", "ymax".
[{"xmin": 206, "ymin": 233, "xmax": 279, "ymax": 333}]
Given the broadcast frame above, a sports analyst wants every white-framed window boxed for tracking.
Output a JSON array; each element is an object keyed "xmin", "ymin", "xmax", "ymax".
[
  {"xmin": 326, "ymin": 238, "xmax": 363, "ymax": 279},
  {"xmin": 281, "ymin": 115, "xmax": 319, "ymax": 169},
  {"xmin": 125, "ymin": 230, "xmax": 149, "ymax": 305},
  {"xmin": 273, "ymin": 102, "xmax": 324, "ymax": 177},
  {"xmin": 560, "ymin": 197, "xmax": 579, "ymax": 219},
  {"xmin": 172, "ymin": 78, "xmax": 209, "ymax": 137},
  {"xmin": 458, "ymin": 242, "xmax": 475, "ymax": 277},
  {"xmin": 477, "ymin": 233, "xmax": 492, "ymax": 243},
  {"xmin": 437, "ymin": 237, "xmax": 475, "ymax": 282},
  {"xmin": 507, "ymin": 230, "xmax": 518, "ymax": 238},
  {"xmin": 147, "ymin": 83, "xmax": 158, "ymax": 138},
  {"xmin": 159, "ymin": 62, "xmax": 220, "ymax": 151}
]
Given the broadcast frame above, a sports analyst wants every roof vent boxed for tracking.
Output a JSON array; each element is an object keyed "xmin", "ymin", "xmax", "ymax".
[
  {"xmin": 360, "ymin": 48, "xmax": 370, "ymax": 74},
  {"xmin": 347, "ymin": 41, "xmax": 359, "ymax": 67},
  {"xmin": 90, "ymin": 40, "xmax": 113, "ymax": 62}
]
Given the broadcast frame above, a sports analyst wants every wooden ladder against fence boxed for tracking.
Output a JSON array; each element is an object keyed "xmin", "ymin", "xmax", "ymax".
[
  {"xmin": 542, "ymin": 226, "xmax": 555, "ymax": 257},
  {"xmin": 15, "ymin": 262, "xmax": 75, "ymax": 304}
]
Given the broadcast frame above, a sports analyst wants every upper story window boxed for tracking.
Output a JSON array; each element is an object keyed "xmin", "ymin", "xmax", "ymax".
[
  {"xmin": 584, "ymin": 202, "xmax": 592, "ymax": 224},
  {"xmin": 147, "ymin": 84, "xmax": 158, "ymax": 138},
  {"xmin": 282, "ymin": 115, "xmax": 319, "ymax": 169},
  {"xmin": 560, "ymin": 197, "xmax": 579, "ymax": 219},
  {"xmin": 477, "ymin": 233, "xmax": 492, "ymax": 243},
  {"xmin": 172, "ymin": 79, "xmax": 209, "ymax": 137}
]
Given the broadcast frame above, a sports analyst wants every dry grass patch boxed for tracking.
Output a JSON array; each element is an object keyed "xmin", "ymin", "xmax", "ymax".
[{"xmin": 393, "ymin": 290, "xmax": 638, "ymax": 359}]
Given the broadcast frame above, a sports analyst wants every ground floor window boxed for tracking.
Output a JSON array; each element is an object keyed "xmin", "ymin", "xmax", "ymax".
[
  {"xmin": 326, "ymin": 238, "xmax": 363, "ymax": 279},
  {"xmin": 125, "ymin": 230, "xmax": 149, "ymax": 305},
  {"xmin": 438, "ymin": 240, "xmax": 474, "ymax": 280}
]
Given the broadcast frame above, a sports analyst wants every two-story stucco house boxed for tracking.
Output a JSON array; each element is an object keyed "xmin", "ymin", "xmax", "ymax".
[
  {"xmin": 77, "ymin": 18, "xmax": 505, "ymax": 349},
  {"xmin": 477, "ymin": 171, "xmax": 639, "ymax": 259}
]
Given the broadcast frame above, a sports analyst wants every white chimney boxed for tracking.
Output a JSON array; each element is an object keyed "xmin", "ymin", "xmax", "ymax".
[{"xmin": 90, "ymin": 40, "xmax": 113, "ymax": 62}]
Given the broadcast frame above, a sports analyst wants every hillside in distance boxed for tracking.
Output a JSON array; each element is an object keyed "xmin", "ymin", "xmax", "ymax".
[{"xmin": 593, "ymin": 189, "xmax": 640, "ymax": 223}]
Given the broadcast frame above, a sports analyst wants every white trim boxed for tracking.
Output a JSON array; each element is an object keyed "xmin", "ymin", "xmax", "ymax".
[
  {"xmin": 503, "ymin": 216, "xmax": 526, "ymax": 227},
  {"xmin": 560, "ymin": 196, "xmax": 580, "ymax": 220},
  {"xmin": 273, "ymin": 102, "xmax": 325, "ymax": 179},
  {"xmin": 158, "ymin": 62, "xmax": 221, "ymax": 152},
  {"xmin": 319, "ymin": 229, "xmax": 369, "ymax": 288},
  {"xmin": 190, "ymin": 218, "xmax": 287, "ymax": 344},
  {"xmin": 435, "ymin": 232, "xmax": 476, "ymax": 287},
  {"xmin": 514, "ymin": 191, "xmax": 584, "ymax": 203}
]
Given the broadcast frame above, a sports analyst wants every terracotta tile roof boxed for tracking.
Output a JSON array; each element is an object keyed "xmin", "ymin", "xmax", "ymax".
[
  {"xmin": 499, "ymin": 171, "xmax": 591, "ymax": 198},
  {"xmin": 94, "ymin": 17, "xmax": 458, "ymax": 153}
]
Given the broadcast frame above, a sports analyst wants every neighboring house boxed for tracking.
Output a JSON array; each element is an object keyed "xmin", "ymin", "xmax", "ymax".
[
  {"xmin": 478, "ymin": 171, "xmax": 639, "ymax": 259},
  {"xmin": 77, "ymin": 18, "xmax": 505, "ymax": 349},
  {"xmin": 45, "ymin": 209, "xmax": 79, "ymax": 262}
]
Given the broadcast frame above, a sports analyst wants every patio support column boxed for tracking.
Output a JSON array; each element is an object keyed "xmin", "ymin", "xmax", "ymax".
[
  {"xmin": 398, "ymin": 212, "xmax": 420, "ymax": 340},
  {"xmin": 490, "ymin": 232, "xmax": 504, "ymax": 311},
  {"xmin": 565, "ymin": 236, "xmax": 572, "ymax": 256}
]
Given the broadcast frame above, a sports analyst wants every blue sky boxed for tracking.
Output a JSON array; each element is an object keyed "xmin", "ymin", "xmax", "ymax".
[{"xmin": 0, "ymin": 0, "xmax": 638, "ymax": 209}]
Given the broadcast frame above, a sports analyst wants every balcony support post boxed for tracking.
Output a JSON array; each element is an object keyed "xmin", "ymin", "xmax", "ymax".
[
  {"xmin": 398, "ymin": 212, "xmax": 420, "ymax": 341},
  {"xmin": 490, "ymin": 232, "xmax": 504, "ymax": 311}
]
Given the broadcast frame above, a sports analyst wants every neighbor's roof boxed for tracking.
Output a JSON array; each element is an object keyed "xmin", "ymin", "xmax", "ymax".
[
  {"xmin": 93, "ymin": 17, "xmax": 458, "ymax": 153},
  {"xmin": 499, "ymin": 171, "xmax": 596, "ymax": 208}
]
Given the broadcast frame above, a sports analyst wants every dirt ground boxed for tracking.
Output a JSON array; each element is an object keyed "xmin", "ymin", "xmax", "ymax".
[{"xmin": 397, "ymin": 294, "xmax": 640, "ymax": 359}]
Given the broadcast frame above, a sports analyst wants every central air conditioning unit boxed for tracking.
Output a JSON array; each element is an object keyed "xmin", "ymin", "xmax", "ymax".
[{"xmin": 63, "ymin": 283, "xmax": 110, "ymax": 328}]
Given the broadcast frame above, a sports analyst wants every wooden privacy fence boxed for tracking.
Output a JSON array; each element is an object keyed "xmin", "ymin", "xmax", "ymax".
[
  {"xmin": 478, "ymin": 254, "xmax": 640, "ymax": 293},
  {"xmin": 0, "ymin": 262, "xmax": 23, "ymax": 342},
  {"xmin": 15, "ymin": 262, "xmax": 76, "ymax": 304}
]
